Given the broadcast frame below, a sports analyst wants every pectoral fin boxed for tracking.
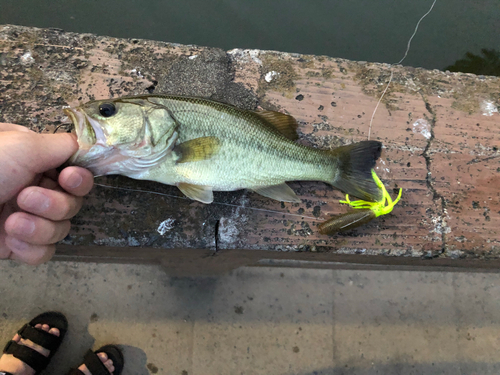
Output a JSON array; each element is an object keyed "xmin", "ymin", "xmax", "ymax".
[
  {"xmin": 253, "ymin": 183, "xmax": 301, "ymax": 203},
  {"xmin": 178, "ymin": 183, "xmax": 214, "ymax": 204},
  {"xmin": 253, "ymin": 110, "xmax": 299, "ymax": 140},
  {"xmin": 174, "ymin": 136, "xmax": 221, "ymax": 163}
]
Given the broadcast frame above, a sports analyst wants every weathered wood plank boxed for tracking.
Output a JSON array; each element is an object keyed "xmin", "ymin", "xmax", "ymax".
[{"xmin": 1, "ymin": 25, "xmax": 499, "ymax": 259}]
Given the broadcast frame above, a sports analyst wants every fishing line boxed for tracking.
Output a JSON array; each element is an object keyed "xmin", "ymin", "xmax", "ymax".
[
  {"xmin": 367, "ymin": 0, "xmax": 438, "ymax": 140},
  {"xmin": 94, "ymin": 182, "xmax": 319, "ymax": 220}
]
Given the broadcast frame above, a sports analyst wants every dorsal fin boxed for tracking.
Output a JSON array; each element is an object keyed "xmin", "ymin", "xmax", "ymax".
[{"xmin": 253, "ymin": 110, "xmax": 299, "ymax": 140}]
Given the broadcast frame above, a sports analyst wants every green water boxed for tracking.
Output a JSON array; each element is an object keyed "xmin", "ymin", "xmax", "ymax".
[{"xmin": 0, "ymin": 0, "xmax": 499, "ymax": 71}]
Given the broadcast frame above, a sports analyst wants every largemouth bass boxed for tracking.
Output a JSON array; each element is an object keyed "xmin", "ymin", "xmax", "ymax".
[{"xmin": 64, "ymin": 95, "xmax": 383, "ymax": 204}]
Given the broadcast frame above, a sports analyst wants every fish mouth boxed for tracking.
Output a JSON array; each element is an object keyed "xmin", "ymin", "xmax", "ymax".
[
  {"xmin": 64, "ymin": 107, "xmax": 96, "ymax": 149},
  {"xmin": 63, "ymin": 107, "xmax": 108, "ymax": 148},
  {"xmin": 64, "ymin": 107, "xmax": 109, "ymax": 166}
]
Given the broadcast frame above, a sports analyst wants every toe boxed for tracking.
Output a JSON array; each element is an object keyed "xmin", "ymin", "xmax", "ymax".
[
  {"xmin": 0, "ymin": 319, "xmax": 63, "ymax": 375},
  {"xmin": 48, "ymin": 327, "xmax": 60, "ymax": 336},
  {"xmin": 105, "ymin": 359, "xmax": 114, "ymax": 373},
  {"xmin": 97, "ymin": 352, "xmax": 108, "ymax": 361},
  {"xmin": 78, "ymin": 353, "xmax": 115, "ymax": 375},
  {"xmin": 98, "ymin": 354, "xmax": 115, "ymax": 374},
  {"xmin": 14, "ymin": 323, "xmax": 61, "ymax": 359}
]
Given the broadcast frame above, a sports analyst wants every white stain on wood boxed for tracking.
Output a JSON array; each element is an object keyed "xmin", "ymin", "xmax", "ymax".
[
  {"xmin": 412, "ymin": 119, "xmax": 431, "ymax": 139},
  {"xmin": 157, "ymin": 218, "xmax": 175, "ymax": 235}
]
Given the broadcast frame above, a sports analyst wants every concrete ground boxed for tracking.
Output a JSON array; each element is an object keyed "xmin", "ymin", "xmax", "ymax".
[{"xmin": 0, "ymin": 261, "xmax": 500, "ymax": 375}]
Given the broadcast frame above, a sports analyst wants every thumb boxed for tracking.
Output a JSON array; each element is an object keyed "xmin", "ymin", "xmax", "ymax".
[{"xmin": 1, "ymin": 131, "xmax": 78, "ymax": 174}]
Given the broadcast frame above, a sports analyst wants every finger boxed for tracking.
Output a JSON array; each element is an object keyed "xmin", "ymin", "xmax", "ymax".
[
  {"xmin": 5, "ymin": 212, "xmax": 71, "ymax": 245},
  {"xmin": 39, "ymin": 175, "xmax": 60, "ymax": 191},
  {"xmin": 0, "ymin": 231, "xmax": 13, "ymax": 259},
  {"xmin": 0, "ymin": 131, "xmax": 78, "ymax": 173},
  {"xmin": 6, "ymin": 237, "xmax": 56, "ymax": 265},
  {"xmin": 43, "ymin": 169, "xmax": 60, "ymax": 182},
  {"xmin": 58, "ymin": 167, "xmax": 94, "ymax": 196},
  {"xmin": 17, "ymin": 186, "xmax": 83, "ymax": 221},
  {"xmin": 0, "ymin": 132, "xmax": 78, "ymax": 203},
  {"xmin": 33, "ymin": 133, "xmax": 79, "ymax": 171},
  {"xmin": 0, "ymin": 123, "xmax": 32, "ymax": 132}
]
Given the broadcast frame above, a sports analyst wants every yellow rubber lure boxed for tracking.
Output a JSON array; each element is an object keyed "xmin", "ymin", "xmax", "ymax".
[
  {"xmin": 318, "ymin": 169, "xmax": 402, "ymax": 235},
  {"xmin": 339, "ymin": 169, "xmax": 402, "ymax": 217}
]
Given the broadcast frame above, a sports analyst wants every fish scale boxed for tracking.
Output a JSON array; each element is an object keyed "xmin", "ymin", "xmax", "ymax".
[{"xmin": 137, "ymin": 96, "xmax": 336, "ymax": 190}]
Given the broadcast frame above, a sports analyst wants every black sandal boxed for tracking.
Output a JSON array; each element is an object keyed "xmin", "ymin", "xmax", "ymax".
[
  {"xmin": 66, "ymin": 345, "xmax": 124, "ymax": 375},
  {"xmin": 2, "ymin": 311, "xmax": 68, "ymax": 374}
]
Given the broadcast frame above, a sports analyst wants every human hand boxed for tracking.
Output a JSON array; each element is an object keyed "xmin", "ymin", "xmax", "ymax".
[{"xmin": 0, "ymin": 123, "xmax": 94, "ymax": 265}]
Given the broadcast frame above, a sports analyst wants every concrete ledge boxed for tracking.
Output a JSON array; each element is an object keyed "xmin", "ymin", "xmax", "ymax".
[
  {"xmin": 1, "ymin": 25, "xmax": 499, "ymax": 266},
  {"xmin": 54, "ymin": 245, "xmax": 500, "ymax": 276}
]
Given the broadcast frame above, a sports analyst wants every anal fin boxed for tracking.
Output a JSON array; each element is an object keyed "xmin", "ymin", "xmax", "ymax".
[
  {"xmin": 178, "ymin": 183, "xmax": 214, "ymax": 204},
  {"xmin": 253, "ymin": 183, "xmax": 301, "ymax": 203}
]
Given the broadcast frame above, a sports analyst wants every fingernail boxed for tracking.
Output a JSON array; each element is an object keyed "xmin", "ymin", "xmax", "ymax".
[
  {"xmin": 6, "ymin": 237, "xmax": 29, "ymax": 251},
  {"xmin": 66, "ymin": 171, "xmax": 83, "ymax": 189},
  {"xmin": 11, "ymin": 217, "xmax": 35, "ymax": 236},
  {"xmin": 21, "ymin": 190, "xmax": 50, "ymax": 212}
]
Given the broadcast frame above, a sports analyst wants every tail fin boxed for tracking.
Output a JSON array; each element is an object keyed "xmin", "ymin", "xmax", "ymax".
[{"xmin": 330, "ymin": 140, "xmax": 383, "ymax": 202}]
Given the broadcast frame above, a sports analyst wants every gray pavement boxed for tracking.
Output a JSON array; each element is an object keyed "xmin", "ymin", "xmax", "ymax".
[{"xmin": 1, "ymin": 261, "xmax": 500, "ymax": 374}]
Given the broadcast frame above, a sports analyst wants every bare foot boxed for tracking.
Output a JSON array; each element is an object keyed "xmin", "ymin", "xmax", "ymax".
[
  {"xmin": 77, "ymin": 351, "xmax": 115, "ymax": 374},
  {"xmin": 0, "ymin": 323, "xmax": 59, "ymax": 375}
]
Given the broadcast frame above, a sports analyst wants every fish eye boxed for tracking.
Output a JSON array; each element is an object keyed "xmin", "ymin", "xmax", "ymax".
[{"xmin": 98, "ymin": 103, "xmax": 117, "ymax": 117}]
